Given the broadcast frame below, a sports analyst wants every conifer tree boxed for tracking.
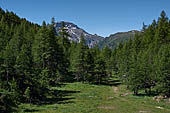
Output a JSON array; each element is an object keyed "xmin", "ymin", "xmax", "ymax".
[
  {"xmin": 69, "ymin": 34, "xmax": 88, "ymax": 82},
  {"xmin": 156, "ymin": 45, "xmax": 170, "ymax": 97},
  {"xmin": 101, "ymin": 46, "xmax": 112, "ymax": 77}
]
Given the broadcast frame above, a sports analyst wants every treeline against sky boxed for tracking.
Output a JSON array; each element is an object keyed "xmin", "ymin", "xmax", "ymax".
[{"xmin": 0, "ymin": 8, "xmax": 170, "ymax": 112}]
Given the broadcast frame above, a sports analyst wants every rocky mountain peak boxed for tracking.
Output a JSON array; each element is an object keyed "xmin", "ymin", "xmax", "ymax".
[{"xmin": 54, "ymin": 21, "xmax": 104, "ymax": 48}]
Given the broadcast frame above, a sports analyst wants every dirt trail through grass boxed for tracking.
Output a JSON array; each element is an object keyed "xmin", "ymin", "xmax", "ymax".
[
  {"xmin": 97, "ymin": 86, "xmax": 118, "ymax": 110},
  {"xmin": 113, "ymin": 86, "xmax": 118, "ymax": 94},
  {"xmin": 19, "ymin": 82, "xmax": 170, "ymax": 113}
]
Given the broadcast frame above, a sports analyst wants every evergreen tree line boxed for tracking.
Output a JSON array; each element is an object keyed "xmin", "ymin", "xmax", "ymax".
[
  {"xmin": 111, "ymin": 11, "xmax": 170, "ymax": 97},
  {"xmin": 0, "ymin": 8, "xmax": 110, "ymax": 112},
  {"xmin": 1, "ymin": 7, "xmax": 170, "ymax": 112}
]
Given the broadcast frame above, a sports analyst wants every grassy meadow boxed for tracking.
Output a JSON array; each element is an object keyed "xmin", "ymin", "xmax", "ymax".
[{"xmin": 18, "ymin": 78, "xmax": 170, "ymax": 113}]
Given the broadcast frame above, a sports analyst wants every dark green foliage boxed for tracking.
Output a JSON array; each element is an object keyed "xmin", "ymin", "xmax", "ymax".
[
  {"xmin": 32, "ymin": 21, "xmax": 59, "ymax": 85},
  {"xmin": 112, "ymin": 11, "xmax": 170, "ymax": 96},
  {"xmin": 93, "ymin": 54, "xmax": 106, "ymax": 84},
  {"xmin": 69, "ymin": 34, "xmax": 88, "ymax": 82},
  {"xmin": 156, "ymin": 45, "xmax": 170, "ymax": 97},
  {"xmin": 0, "ymin": 8, "xmax": 110, "ymax": 112},
  {"xmin": 69, "ymin": 35, "xmax": 107, "ymax": 84},
  {"xmin": 1, "ymin": 7, "xmax": 170, "ymax": 112},
  {"xmin": 0, "ymin": 90, "xmax": 16, "ymax": 113},
  {"xmin": 24, "ymin": 87, "xmax": 31, "ymax": 103},
  {"xmin": 57, "ymin": 21, "xmax": 71, "ymax": 81}
]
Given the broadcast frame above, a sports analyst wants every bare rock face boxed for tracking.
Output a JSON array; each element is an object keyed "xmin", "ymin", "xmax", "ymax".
[{"xmin": 55, "ymin": 21, "xmax": 104, "ymax": 48}]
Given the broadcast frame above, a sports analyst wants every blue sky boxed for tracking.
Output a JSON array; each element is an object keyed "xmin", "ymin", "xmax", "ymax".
[{"xmin": 1, "ymin": 0, "xmax": 170, "ymax": 37}]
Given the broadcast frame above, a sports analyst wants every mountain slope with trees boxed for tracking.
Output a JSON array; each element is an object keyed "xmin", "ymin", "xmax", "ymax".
[
  {"xmin": 98, "ymin": 30, "xmax": 138, "ymax": 48},
  {"xmin": 54, "ymin": 21, "xmax": 139, "ymax": 49},
  {"xmin": 112, "ymin": 10, "xmax": 170, "ymax": 96},
  {"xmin": 0, "ymin": 8, "xmax": 110, "ymax": 113},
  {"xmin": 0, "ymin": 7, "xmax": 170, "ymax": 113}
]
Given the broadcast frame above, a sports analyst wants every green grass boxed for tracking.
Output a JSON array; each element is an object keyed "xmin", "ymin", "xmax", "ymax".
[{"xmin": 18, "ymin": 81, "xmax": 170, "ymax": 113}]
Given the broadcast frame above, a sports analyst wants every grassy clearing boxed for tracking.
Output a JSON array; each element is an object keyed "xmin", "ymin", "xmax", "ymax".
[{"xmin": 19, "ymin": 80, "xmax": 170, "ymax": 113}]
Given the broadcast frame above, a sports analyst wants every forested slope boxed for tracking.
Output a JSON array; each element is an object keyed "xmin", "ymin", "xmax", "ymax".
[
  {"xmin": 111, "ymin": 10, "xmax": 170, "ymax": 96},
  {"xmin": 98, "ymin": 30, "xmax": 138, "ymax": 48},
  {"xmin": 0, "ymin": 8, "xmax": 170, "ymax": 113},
  {"xmin": 0, "ymin": 8, "xmax": 110, "ymax": 112}
]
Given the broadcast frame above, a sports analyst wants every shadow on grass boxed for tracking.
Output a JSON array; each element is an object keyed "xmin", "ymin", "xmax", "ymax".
[
  {"xmin": 25, "ymin": 89, "xmax": 80, "ymax": 112},
  {"xmin": 24, "ymin": 109, "xmax": 39, "ymax": 112},
  {"xmin": 54, "ymin": 90, "xmax": 80, "ymax": 97},
  {"xmin": 39, "ymin": 90, "xmax": 80, "ymax": 105},
  {"xmin": 135, "ymin": 91, "xmax": 158, "ymax": 97},
  {"xmin": 99, "ymin": 78, "xmax": 121, "ymax": 86},
  {"xmin": 55, "ymin": 83, "xmax": 67, "ymax": 88},
  {"xmin": 40, "ymin": 97, "xmax": 76, "ymax": 105}
]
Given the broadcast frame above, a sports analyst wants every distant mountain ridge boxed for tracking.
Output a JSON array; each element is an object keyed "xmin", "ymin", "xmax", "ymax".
[
  {"xmin": 54, "ymin": 21, "xmax": 138, "ymax": 48},
  {"xmin": 98, "ymin": 30, "xmax": 139, "ymax": 48}
]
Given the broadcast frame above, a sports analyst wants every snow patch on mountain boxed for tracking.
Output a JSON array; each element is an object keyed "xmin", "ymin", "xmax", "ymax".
[{"xmin": 55, "ymin": 21, "xmax": 104, "ymax": 48}]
